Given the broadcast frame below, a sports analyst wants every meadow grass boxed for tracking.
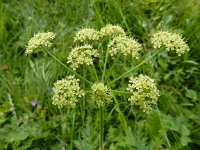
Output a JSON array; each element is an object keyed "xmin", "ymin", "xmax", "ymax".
[{"xmin": 0, "ymin": 0, "xmax": 200, "ymax": 149}]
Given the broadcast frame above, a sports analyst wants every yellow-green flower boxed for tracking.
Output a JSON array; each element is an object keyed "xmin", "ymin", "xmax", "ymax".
[
  {"xmin": 99, "ymin": 24, "xmax": 126, "ymax": 38},
  {"xmin": 25, "ymin": 32, "xmax": 55, "ymax": 55},
  {"xmin": 74, "ymin": 28, "xmax": 100, "ymax": 42},
  {"xmin": 127, "ymin": 74, "xmax": 159, "ymax": 113},
  {"xmin": 67, "ymin": 44, "xmax": 99, "ymax": 70},
  {"xmin": 52, "ymin": 75, "xmax": 85, "ymax": 108},
  {"xmin": 151, "ymin": 30, "xmax": 189, "ymax": 56},
  {"xmin": 108, "ymin": 36, "xmax": 142, "ymax": 58},
  {"xmin": 91, "ymin": 82, "xmax": 112, "ymax": 107}
]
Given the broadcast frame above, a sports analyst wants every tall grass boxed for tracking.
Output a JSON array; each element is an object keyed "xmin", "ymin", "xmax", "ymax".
[{"xmin": 0, "ymin": 0, "xmax": 200, "ymax": 149}]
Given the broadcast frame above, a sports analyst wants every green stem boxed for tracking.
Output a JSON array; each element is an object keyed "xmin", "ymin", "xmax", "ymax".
[
  {"xmin": 108, "ymin": 49, "xmax": 162, "ymax": 85},
  {"xmin": 100, "ymin": 106, "xmax": 104, "ymax": 150},
  {"xmin": 106, "ymin": 53, "xmax": 121, "ymax": 80},
  {"xmin": 82, "ymin": 66, "xmax": 86, "ymax": 126},
  {"xmin": 101, "ymin": 47, "xmax": 109, "ymax": 81},
  {"xmin": 43, "ymin": 48, "xmax": 92, "ymax": 85},
  {"xmin": 92, "ymin": 64, "xmax": 99, "ymax": 81},
  {"xmin": 70, "ymin": 110, "xmax": 76, "ymax": 150},
  {"xmin": 113, "ymin": 95, "xmax": 128, "ymax": 135}
]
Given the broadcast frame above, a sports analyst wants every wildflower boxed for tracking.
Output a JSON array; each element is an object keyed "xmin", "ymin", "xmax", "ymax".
[
  {"xmin": 67, "ymin": 44, "xmax": 99, "ymax": 70},
  {"xmin": 30, "ymin": 100, "xmax": 38, "ymax": 106},
  {"xmin": 25, "ymin": 32, "xmax": 55, "ymax": 55},
  {"xmin": 47, "ymin": 87, "xmax": 52, "ymax": 93},
  {"xmin": 91, "ymin": 82, "xmax": 112, "ymax": 107},
  {"xmin": 52, "ymin": 75, "xmax": 85, "ymax": 108},
  {"xmin": 127, "ymin": 74, "xmax": 159, "ymax": 113},
  {"xmin": 108, "ymin": 36, "xmax": 142, "ymax": 58},
  {"xmin": 8, "ymin": 93, "xmax": 17, "ymax": 119},
  {"xmin": 151, "ymin": 30, "xmax": 190, "ymax": 56},
  {"xmin": 99, "ymin": 24, "xmax": 126, "ymax": 38},
  {"xmin": 74, "ymin": 28, "xmax": 100, "ymax": 42}
]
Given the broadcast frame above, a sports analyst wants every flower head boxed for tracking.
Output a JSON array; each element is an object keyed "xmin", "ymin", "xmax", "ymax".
[
  {"xmin": 30, "ymin": 100, "xmax": 38, "ymax": 106},
  {"xmin": 127, "ymin": 74, "xmax": 159, "ymax": 113},
  {"xmin": 25, "ymin": 32, "xmax": 55, "ymax": 55},
  {"xmin": 91, "ymin": 82, "xmax": 112, "ymax": 107},
  {"xmin": 67, "ymin": 44, "xmax": 99, "ymax": 70},
  {"xmin": 99, "ymin": 24, "xmax": 126, "ymax": 38},
  {"xmin": 108, "ymin": 36, "xmax": 142, "ymax": 58},
  {"xmin": 52, "ymin": 75, "xmax": 85, "ymax": 108},
  {"xmin": 74, "ymin": 28, "xmax": 100, "ymax": 42},
  {"xmin": 151, "ymin": 30, "xmax": 189, "ymax": 56}
]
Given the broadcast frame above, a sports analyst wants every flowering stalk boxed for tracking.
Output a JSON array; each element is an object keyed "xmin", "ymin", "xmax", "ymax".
[
  {"xmin": 105, "ymin": 53, "xmax": 121, "ymax": 80},
  {"xmin": 108, "ymin": 48, "xmax": 162, "ymax": 85},
  {"xmin": 100, "ymin": 106, "xmax": 104, "ymax": 150},
  {"xmin": 101, "ymin": 46, "xmax": 109, "ymax": 81},
  {"xmin": 70, "ymin": 110, "xmax": 76, "ymax": 150},
  {"xmin": 43, "ymin": 47, "xmax": 92, "ymax": 85}
]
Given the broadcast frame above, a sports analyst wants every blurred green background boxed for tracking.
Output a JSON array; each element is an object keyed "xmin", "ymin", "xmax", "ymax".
[{"xmin": 0, "ymin": 0, "xmax": 200, "ymax": 149}]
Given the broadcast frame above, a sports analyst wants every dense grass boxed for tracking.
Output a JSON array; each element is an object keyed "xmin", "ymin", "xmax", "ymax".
[{"xmin": 0, "ymin": 0, "xmax": 200, "ymax": 149}]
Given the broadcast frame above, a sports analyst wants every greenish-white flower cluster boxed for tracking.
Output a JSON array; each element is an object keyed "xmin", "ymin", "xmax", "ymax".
[
  {"xmin": 127, "ymin": 74, "xmax": 159, "ymax": 113},
  {"xmin": 108, "ymin": 36, "xmax": 142, "ymax": 58},
  {"xmin": 99, "ymin": 24, "xmax": 126, "ymax": 38},
  {"xmin": 52, "ymin": 75, "xmax": 85, "ymax": 108},
  {"xmin": 25, "ymin": 32, "xmax": 55, "ymax": 55},
  {"xmin": 74, "ymin": 28, "xmax": 100, "ymax": 42},
  {"xmin": 151, "ymin": 30, "xmax": 190, "ymax": 56},
  {"xmin": 91, "ymin": 82, "xmax": 112, "ymax": 107},
  {"xmin": 67, "ymin": 44, "xmax": 99, "ymax": 70}
]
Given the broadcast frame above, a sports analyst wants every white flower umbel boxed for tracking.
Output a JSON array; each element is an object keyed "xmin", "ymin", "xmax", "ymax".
[
  {"xmin": 25, "ymin": 32, "xmax": 55, "ymax": 55},
  {"xmin": 67, "ymin": 44, "xmax": 99, "ymax": 70},
  {"xmin": 108, "ymin": 36, "xmax": 142, "ymax": 58},
  {"xmin": 151, "ymin": 30, "xmax": 189, "ymax": 56},
  {"xmin": 127, "ymin": 74, "xmax": 159, "ymax": 113},
  {"xmin": 99, "ymin": 24, "xmax": 126, "ymax": 38},
  {"xmin": 74, "ymin": 28, "xmax": 100, "ymax": 42},
  {"xmin": 52, "ymin": 75, "xmax": 85, "ymax": 108},
  {"xmin": 91, "ymin": 82, "xmax": 112, "ymax": 107}
]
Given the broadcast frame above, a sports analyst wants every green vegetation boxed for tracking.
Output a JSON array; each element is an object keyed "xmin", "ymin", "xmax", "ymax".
[{"xmin": 0, "ymin": 0, "xmax": 200, "ymax": 149}]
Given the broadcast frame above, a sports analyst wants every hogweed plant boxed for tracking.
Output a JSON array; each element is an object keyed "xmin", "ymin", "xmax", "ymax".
[{"xmin": 25, "ymin": 25, "xmax": 189, "ymax": 150}]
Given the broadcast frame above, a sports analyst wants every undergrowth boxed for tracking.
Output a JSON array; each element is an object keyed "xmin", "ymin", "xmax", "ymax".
[{"xmin": 0, "ymin": 0, "xmax": 200, "ymax": 149}]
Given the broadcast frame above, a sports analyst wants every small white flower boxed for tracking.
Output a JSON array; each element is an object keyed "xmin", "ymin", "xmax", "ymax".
[
  {"xmin": 151, "ymin": 30, "xmax": 189, "ymax": 56},
  {"xmin": 52, "ymin": 75, "xmax": 85, "ymax": 108},
  {"xmin": 91, "ymin": 82, "xmax": 112, "ymax": 107},
  {"xmin": 99, "ymin": 24, "xmax": 126, "ymax": 38},
  {"xmin": 127, "ymin": 74, "xmax": 159, "ymax": 113},
  {"xmin": 25, "ymin": 32, "xmax": 55, "ymax": 55},
  {"xmin": 67, "ymin": 44, "xmax": 99, "ymax": 70},
  {"xmin": 108, "ymin": 36, "xmax": 142, "ymax": 58},
  {"xmin": 74, "ymin": 28, "xmax": 99, "ymax": 42}
]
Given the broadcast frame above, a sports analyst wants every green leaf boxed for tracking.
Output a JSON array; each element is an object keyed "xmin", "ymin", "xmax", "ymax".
[
  {"xmin": 180, "ymin": 136, "xmax": 191, "ymax": 147},
  {"xmin": 127, "ymin": 127, "xmax": 136, "ymax": 147},
  {"xmin": 158, "ymin": 58, "xmax": 168, "ymax": 69},
  {"xmin": 186, "ymin": 89, "xmax": 197, "ymax": 100}
]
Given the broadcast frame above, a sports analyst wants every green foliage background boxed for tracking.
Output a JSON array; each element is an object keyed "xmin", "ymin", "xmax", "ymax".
[{"xmin": 0, "ymin": 0, "xmax": 200, "ymax": 149}]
